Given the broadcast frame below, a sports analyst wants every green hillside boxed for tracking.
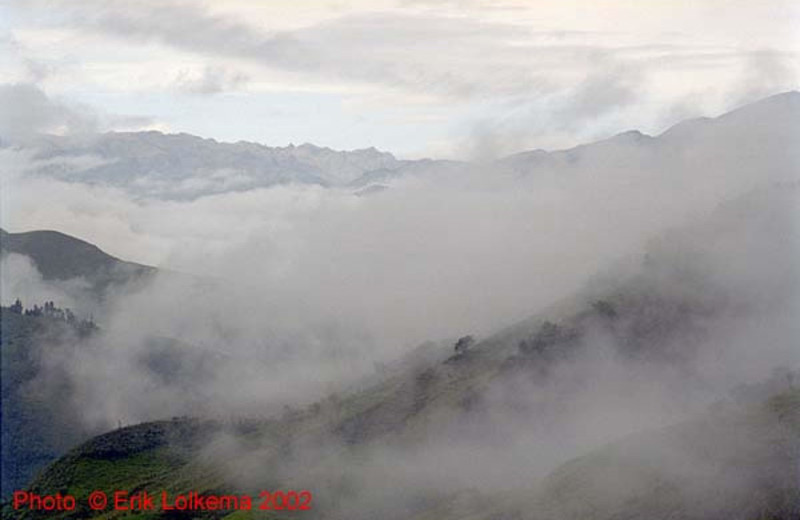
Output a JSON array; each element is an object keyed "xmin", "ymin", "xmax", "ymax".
[
  {"xmin": 1, "ymin": 308, "xmax": 97, "ymax": 497},
  {"xmin": 5, "ymin": 271, "xmax": 798, "ymax": 519},
  {"xmin": 0, "ymin": 304, "xmax": 218, "ymax": 500},
  {"xmin": 4, "ymin": 258, "xmax": 798, "ymax": 518},
  {"xmin": 3, "ymin": 186, "xmax": 798, "ymax": 519},
  {"xmin": 7, "ymin": 371, "xmax": 797, "ymax": 520},
  {"xmin": 533, "ymin": 388, "xmax": 800, "ymax": 520}
]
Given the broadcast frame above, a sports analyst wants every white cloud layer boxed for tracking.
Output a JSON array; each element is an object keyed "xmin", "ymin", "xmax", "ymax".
[{"xmin": 2, "ymin": 1, "xmax": 798, "ymax": 154}]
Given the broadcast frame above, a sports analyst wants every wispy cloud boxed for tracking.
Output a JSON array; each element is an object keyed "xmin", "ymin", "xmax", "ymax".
[
  {"xmin": 4, "ymin": 1, "xmax": 799, "ymax": 154},
  {"xmin": 0, "ymin": 83, "xmax": 98, "ymax": 143},
  {"xmin": 0, "ymin": 83, "xmax": 158, "ymax": 144}
]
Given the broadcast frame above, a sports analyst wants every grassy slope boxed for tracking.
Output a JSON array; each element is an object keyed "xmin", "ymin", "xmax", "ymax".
[
  {"xmin": 10, "ymin": 387, "xmax": 797, "ymax": 520},
  {"xmin": 4, "ymin": 187, "xmax": 798, "ymax": 517},
  {"xmin": 409, "ymin": 388, "xmax": 800, "ymax": 520},
  {"xmin": 4, "ymin": 250, "xmax": 796, "ymax": 518},
  {"xmin": 532, "ymin": 388, "xmax": 800, "ymax": 520}
]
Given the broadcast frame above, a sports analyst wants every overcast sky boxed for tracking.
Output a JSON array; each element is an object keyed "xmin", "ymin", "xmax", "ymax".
[{"xmin": 1, "ymin": 0, "xmax": 799, "ymax": 158}]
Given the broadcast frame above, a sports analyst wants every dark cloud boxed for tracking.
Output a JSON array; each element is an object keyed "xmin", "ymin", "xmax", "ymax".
[
  {"xmin": 0, "ymin": 83, "xmax": 157, "ymax": 143},
  {"xmin": 0, "ymin": 83, "xmax": 98, "ymax": 144}
]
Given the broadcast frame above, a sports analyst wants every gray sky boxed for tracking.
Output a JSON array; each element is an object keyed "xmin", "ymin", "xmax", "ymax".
[{"xmin": 2, "ymin": 0, "xmax": 799, "ymax": 157}]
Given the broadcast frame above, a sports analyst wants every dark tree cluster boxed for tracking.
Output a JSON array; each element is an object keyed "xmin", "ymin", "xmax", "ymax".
[
  {"xmin": 518, "ymin": 320, "xmax": 581, "ymax": 357},
  {"xmin": 454, "ymin": 335, "xmax": 475, "ymax": 356},
  {"xmin": 6, "ymin": 298, "xmax": 97, "ymax": 333},
  {"xmin": 591, "ymin": 299, "xmax": 618, "ymax": 319}
]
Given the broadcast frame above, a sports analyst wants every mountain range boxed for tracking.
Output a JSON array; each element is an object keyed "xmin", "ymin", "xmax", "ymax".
[{"xmin": 12, "ymin": 91, "xmax": 798, "ymax": 200}]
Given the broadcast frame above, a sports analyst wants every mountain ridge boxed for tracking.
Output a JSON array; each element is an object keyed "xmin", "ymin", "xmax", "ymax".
[
  {"xmin": 11, "ymin": 90, "xmax": 798, "ymax": 199},
  {"xmin": 1, "ymin": 228, "xmax": 154, "ymax": 284}
]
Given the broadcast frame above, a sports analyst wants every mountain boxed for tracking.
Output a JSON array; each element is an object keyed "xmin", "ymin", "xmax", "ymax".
[
  {"xmin": 1, "ymin": 228, "xmax": 153, "ymax": 283},
  {"xmin": 499, "ymin": 91, "xmax": 800, "ymax": 178},
  {"xmin": 1, "ymin": 230, "xmax": 204, "ymax": 497},
  {"xmin": 0, "ymin": 228, "xmax": 155, "ymax": 301},
  {"xmin": 9, "ymin": 353, "xmax": 797, "ymax": 520},
  {"xmin": 25, "ymin": 132, "xmax": 426, "ymax": 199},
  {"xmin": 531, "ymin": 389, "xmax": 800, "ymax": 520},
  {"xmin": 16, "ymin": 91, "xmax": 799, "ymax": 200},
  {"xmin": 413, "ymin": 386, "xmax": 800, "ymax": 520},
  {"xmin": 0, "ymin": 302, "xmax": 223, "ymax": 499}
]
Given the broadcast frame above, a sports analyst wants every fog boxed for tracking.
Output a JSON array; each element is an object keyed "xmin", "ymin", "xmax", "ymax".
[{"xmin": 1, "ymin": 92, "xmax": 799, "ymax": 517}]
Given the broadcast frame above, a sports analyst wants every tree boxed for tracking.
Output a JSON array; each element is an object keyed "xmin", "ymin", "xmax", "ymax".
[
  {"xmin": 9, "ymin": 298, "xmax": 23, "ymax": 314},
  {"xmin": 591, "ymin": 299, "xmax": 618, "ymax": 319},
  {"xmin": 454, "ymin": 335, "xmax": 475, "ymax": 356}
]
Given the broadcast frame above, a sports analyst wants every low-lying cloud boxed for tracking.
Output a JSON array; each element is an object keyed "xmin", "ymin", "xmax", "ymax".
[{"xmin": 2, "ymin": 93, "xmax": 798, "ymax": 429}]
